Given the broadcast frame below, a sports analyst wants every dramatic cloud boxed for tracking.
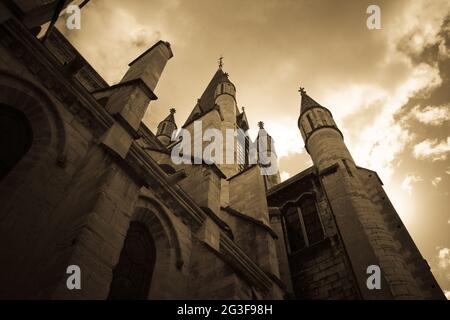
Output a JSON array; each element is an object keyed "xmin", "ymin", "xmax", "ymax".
[
  {"xmin": 413, "ymin": 137, "xmax": 450, "ymax": 161},
  {"xmin": 333, "ymin": 60, "xmax": 441, "ymax": 182},
  {"xmin": 56, "ymin": 0, "xmax": 178, "ymax": 84},
  {"xmin": 432, "ymin": 177, "xmax": 443, "ymax": 187},
  {"xmin": 401, "ymin": 174, "xmax": 423, "ymax": 194},
  {"xmin": 437, "ymin": 247, "xmax": 450, "ymax": 270},
  {"xmin": 410, "ymin": 105, "xmax": 450, "ymax": 125}
]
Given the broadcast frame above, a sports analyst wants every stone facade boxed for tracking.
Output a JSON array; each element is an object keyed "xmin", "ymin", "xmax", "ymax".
[{"xmin": 0, "ymin": 1, "xmax": 445, "ymax": 300}]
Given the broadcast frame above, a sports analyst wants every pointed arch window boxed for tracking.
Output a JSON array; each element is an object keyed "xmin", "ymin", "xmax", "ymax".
[{"xmin": 283, "ymin": 194, "xmax": 324, "ymax": 253}]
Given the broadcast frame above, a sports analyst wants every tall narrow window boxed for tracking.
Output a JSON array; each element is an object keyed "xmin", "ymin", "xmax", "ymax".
[
  {"xmin": 306, "ymin": 113, "xmax": 315, "ymax": 130},
  {"xmin": 0, "ymin": 105, "xmax": 33, "ymax": 180},
  {"xmin": 236, "ymin": 128, "xmax": 250, "ymax": 171},
  {"xmin": 285, "ymin": 206, "xmax": 306, "ymax": 252},
  {"xmin": 284, "ymin": 195, "xmax": 324, "ymax": 253},
  {"xmin": 108, "ymin": 222, "xmax": 156, "ymax": 300},
  {"xmin": 300, "ymin": 197, "xmax": 324, "ymax": 244}
]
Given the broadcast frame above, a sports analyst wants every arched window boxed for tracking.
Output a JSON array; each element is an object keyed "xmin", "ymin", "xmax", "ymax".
[
  {"xmin": 283, "ymin": 195, "xmax": 324, "ymax": 253},
  {"xmin": 0, "ymin": 105, "xmax": 33, "ymax": 180},
  {"xmin": 108, "ymin": 222, "xmax": 156, "ymax": 300}
]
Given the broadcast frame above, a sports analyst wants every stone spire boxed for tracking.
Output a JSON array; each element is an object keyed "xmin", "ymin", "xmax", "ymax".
[
  {"xmin": 156, "ymin": 108, "xmax": 177, "ymax": 146},
  {"xmin": 299, "ymin": 87, "xmax": 324, "ymax": 114},
  {"xmin": 183, "ymin": 67, "xmax": 235, "ymax": 127}
]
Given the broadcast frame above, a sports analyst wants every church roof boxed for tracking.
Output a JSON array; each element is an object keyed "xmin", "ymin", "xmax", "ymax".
[
  {"xmin": 160, "ymin": 108, "xmax": 177, "ymax": 128},
  {"xmin": 183, "ymin": 68, "xmax": 232, "ymax": 127},
  {"xmin": 299, "ymin": 88, "xmax": 324, "ymax": 113}
]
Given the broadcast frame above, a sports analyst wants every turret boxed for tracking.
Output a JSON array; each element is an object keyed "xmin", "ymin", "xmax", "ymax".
[
  {"xmin": 297, "ymin": 87, "xmax": 350, "ymax": 171},
  {"xmin": 214, "ymin": 57, "xmax": 236, "ymax": 113},
  {"xmin": 296, "ymin": 87, "xmax": 422, "ymax": 299},
  {"xmin": 256, "ymin": 121, "xmax": 280, "ymax": 189},
  {"xmin": 182, "ymin": 61, "xmax": 239, "ymax": 178},
  {"xmin": 213, "ymin": 65, "xmax": 238, "ymax": 177},
  {"xmin": 156, "ymin": 108, "xmax": 177, "ymax": 146}
]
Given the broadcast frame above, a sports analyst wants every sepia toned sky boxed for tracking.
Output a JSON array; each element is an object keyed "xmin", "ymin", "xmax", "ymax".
[{"xmin": 56, "ymin": 0, "xmax": 450, "ymax": 298}]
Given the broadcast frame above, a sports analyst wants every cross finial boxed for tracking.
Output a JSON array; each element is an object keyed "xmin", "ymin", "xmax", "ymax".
[
  {"xmin": 218, "ymin": 55, "xmax": 224, "ymax": 69},
  {"xmin": 169, "ymin": 108, "xmax": 176, "ymax": 114},
  {"xmin": 242, "ymin": 106, "xmax": 245, "ymax": 112},
  {"xmin": 298, "ymin": 87, "xmax": 306, "ymax": 95},
  {"xmin": 257, "ymin": 121, "xmax": 264, "ymax": 129}
]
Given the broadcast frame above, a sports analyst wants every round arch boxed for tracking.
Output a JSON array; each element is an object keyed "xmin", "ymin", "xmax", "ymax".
[
  {"xmin": 129, "ymin": 194, "xmax": 185, "ymax": 299},
  {"xmin": 0, "ymin": 71, "xmax": 66, "ymax": 188},
  {"xmin": 0, "ymin": 71, "xmax": 67, "ymax": 298}
]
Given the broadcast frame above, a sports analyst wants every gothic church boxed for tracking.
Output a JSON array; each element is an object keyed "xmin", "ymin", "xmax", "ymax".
[{"xmin": 0, "ymin": 1, "xmax": 445, "ymax": 299}]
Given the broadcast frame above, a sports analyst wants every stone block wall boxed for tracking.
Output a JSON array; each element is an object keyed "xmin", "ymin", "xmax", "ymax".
[
  {"xmin": 357, "ymin": 168, "xmax": 445, "ymax": 299},
  {"xmin": 267, "ymin": 173, "xmax": 360, "ymax": 299},
  {"xmin": 229, "ymin": 166, "xmax": 270, "ymax": 225},
  {"xmin": 0, "ymin": 35, "xmax": 102, "ymax": 298},
  {"xmin": 178, "ymin": 164, "xmax": 222, "ymax": 218}
]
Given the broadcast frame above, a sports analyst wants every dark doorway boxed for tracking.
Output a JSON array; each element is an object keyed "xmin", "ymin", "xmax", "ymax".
[
  {"xmin": 108, "ymin": 221, "xmax": 156, "ymax": 300},
  {"xmin": 0, "ymin": 105, "xmax": 33, "ymax": 180}
]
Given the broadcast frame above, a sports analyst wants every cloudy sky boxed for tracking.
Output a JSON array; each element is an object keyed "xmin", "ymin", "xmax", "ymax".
[{"xmin": 56, "ymin": 0, "xmax": 450, "ymax": 298}]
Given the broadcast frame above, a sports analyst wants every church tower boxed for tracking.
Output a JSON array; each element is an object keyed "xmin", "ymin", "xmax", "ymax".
[
  {"xmin": 182, "ymin": 61, "xmax": 241, "ymax": 178},
  {"xmin": 297, "ymin": 88, "xmax": 424, "ymax": 299},
  {"xmin": 156, "ymin": 108, "xmax": 177, "ymax": 146}
]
